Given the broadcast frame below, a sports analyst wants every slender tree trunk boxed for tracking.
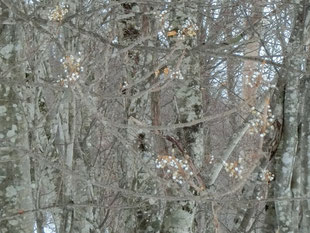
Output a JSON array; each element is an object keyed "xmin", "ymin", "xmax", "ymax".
[
  {"xmin": 273, "ymin": 1, "xmax": 309, "ymax": 232},
  {"xmin": 161, "ymin": 2, "xmax": 204, "ymax": 233}
]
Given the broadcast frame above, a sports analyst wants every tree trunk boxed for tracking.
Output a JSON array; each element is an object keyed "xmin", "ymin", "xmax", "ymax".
[
  {"xmin": 161, "ymin": 2, "xmax": 204, "ymax": 233},
  {"xmin": 273, "ymin": 1, "xmax": 310, "ymax": 232},
  {"xmin": 0, "ymin": 2, "xmax": 34, "ymax": 232}
]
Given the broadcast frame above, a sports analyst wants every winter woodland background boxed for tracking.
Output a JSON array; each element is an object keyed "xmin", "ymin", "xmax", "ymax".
[{"xmin": 1, "ymin": 0, "xmax": 310, "ymax": 232}]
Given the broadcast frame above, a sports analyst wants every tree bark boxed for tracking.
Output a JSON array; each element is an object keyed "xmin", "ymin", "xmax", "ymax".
[
  {"xmin": 0, "ymin": 2, "xmax": 34, "ymax": 232},
  {"xmin": 273, "ymin": 1, "xmax": 309, "ymax": 232}
]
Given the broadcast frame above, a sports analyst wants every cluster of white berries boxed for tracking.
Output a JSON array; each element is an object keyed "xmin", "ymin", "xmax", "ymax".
[
  {"xmin": 155, "ymin": 155, "xmax": 193, "ymax": 185},
  {"xmin": 209, "ymin": 155, "xmax": 214, "ymax": 164},
  {"xmin": 56, "ymin": 54, "xmax": 83, "ymax": 88},
  {"xmin": 249, "ymin": 105, "xmax": 275, "ymax": 137},
  {"xmin": 244, "ymin": 72, "xmax": 260, "ymax": 89},
  {"xmin": 170, "ymin": 70, "xmax": 184, "ymax": 80},
  {"xmin": 246, "ymin": 80, "xmax": 255, "ymax": 88},
  {"xmin": 222, "ymin": 157, "xmax": 244, "ymax": 179},
  {"xmin": 260, "ymin": 169, "xmax": 275, "ymax": 183},
  {"xmin": 48, "ymin": 4, "xmax": 69, "ymax": 22},
  {"xmin": 181, "ymin": 20, "xmax": 198, "ymax": 38},
  {"xmin": 154, "ymin": 10, "xmax": 168, "ymax": 22},
  {"xmin": 256, "ymin": 193, "xmax": 264, "ymax": 201}
]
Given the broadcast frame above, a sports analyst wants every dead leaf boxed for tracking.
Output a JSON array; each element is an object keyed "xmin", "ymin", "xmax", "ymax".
[
  {"xmin": 155, "ymin": 70, "xmax": 160, "ymax": 77},
  {"xmin": 163, "ymin": 67, "xmax": 169, "ymax": 75},
  {"xmin": 167, "ymin": 30, "xmax": 177, "ymax": 37}
]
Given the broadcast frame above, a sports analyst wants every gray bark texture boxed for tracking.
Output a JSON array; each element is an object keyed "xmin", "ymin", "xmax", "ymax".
[
  {"xmin": 0, "ymin": 2, "xmax": 34, "ymax": 232},
  {"xmin": 273, "ymin": 1, "xmax": 310, "ymax": 232}
]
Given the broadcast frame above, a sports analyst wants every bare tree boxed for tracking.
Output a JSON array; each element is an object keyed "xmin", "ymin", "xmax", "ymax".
[{"xmin": 2, "ymin": 0, "xmax": 310, "ymax": 233}]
